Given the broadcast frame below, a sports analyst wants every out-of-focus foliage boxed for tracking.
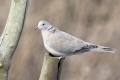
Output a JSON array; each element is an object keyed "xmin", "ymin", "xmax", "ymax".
[{"xmin": 0, "ymin": 0, "xmax": 120, "ymax": 80}]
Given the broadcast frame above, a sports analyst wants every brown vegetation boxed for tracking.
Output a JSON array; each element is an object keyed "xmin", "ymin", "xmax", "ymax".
[{"xmin": 0, "ymin": 0, "xmax": 120, "ymax": 80}]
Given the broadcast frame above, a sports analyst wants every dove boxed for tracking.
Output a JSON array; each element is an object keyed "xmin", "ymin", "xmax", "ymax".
[{"xmin": 35, "ymin": 20, "xmax": 115, "ymax": 57}]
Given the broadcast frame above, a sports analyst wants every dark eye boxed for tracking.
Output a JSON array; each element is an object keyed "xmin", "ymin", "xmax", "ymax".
[{"xmin": 42, "ymin": 23, "xmax": 45, "ymax": 26}]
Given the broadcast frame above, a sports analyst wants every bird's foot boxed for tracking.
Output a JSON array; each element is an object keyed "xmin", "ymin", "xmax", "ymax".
[
  {"xmin": 57, "ymin": 56, "xmax": 65, "ymax": 60},
  {"xmin": 49, "ymin": 53, "xmax": 65, "ymax": 60}
]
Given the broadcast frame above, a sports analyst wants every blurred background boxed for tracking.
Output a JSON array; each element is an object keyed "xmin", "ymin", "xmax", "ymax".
[{"xmin": 0, "ymin": 0, "xmax": 120, "ymax": 80}]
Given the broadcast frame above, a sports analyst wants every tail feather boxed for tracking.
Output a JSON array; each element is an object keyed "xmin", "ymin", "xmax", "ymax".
[{"xmin": 91, "ymin": 45, "xmax": 115, "ymax": 53}]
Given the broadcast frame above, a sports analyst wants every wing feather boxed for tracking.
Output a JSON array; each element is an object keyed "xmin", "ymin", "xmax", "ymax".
[{"xmin": 46, "ymin": 30, "xmax": 87, "ymax": 55}]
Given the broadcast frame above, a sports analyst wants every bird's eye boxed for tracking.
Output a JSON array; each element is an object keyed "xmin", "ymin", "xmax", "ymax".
[{"xmin": 42, "ymin": 23, "xmax": 45, "ymax": 26}]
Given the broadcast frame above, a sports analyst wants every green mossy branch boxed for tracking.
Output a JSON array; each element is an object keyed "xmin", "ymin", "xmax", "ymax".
[
  {"xmin": 0, "ymin": 0, "xmax": 28, "ymax": 80},
  {"xmin": 39, "ymin": 53, "xmax": 65, "ymax": 80}
]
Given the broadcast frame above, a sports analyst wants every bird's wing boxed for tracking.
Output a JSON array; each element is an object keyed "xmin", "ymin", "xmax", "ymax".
[{"xmin": 46, "ymin": 30, "xmax": 89, "ymax": 55}]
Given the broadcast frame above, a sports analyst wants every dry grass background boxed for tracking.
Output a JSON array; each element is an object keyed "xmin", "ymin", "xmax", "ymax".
[{"xmin": 0, "ymin": 0, "xmax": 120, "ymax": 80}]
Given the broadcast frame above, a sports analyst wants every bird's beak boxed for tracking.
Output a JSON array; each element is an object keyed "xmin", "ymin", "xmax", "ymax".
[{"xmin": 35, "ymin": 26, "xmax": 39, "ymax": 30}]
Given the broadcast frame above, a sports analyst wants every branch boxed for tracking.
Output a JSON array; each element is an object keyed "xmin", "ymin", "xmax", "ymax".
[
  {"xmin": 0, "ymin": 0, "xmax": 28, "ymax": 79},
  {"xmin": 39, "ymin": 52, "xmax": 65, "ymax": 80}
]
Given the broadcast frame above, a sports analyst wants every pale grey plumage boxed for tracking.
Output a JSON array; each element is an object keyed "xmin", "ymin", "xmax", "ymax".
[{"xmin": 36, "ymin": 20, "xmax": 115, "ymax": 57}]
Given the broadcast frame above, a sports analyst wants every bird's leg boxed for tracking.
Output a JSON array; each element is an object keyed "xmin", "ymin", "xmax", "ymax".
[{"xmin": 57, "ymin": 56, "xmax": 65, "ymax": 60}]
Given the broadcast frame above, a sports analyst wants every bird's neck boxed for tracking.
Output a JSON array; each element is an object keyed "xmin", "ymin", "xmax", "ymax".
[{"xmin": 41, "ymin": 30, "xmax": 52, "ymax": 43}]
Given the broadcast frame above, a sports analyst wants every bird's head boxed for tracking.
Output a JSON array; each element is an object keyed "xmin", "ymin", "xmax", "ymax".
[{"xmin": 35, "ymin": 20, "xmax": 52, "ymax": 30}]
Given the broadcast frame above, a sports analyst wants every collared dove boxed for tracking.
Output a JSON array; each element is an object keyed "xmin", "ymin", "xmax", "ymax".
[{"xmin": 35, "ymin": 20, "xmax": 115, "ymax": 57}]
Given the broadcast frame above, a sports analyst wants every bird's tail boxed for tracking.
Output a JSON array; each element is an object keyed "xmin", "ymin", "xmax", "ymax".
[{"xmin": 90, "ymin": 45, "xmax": 115, "ymax": 53}]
